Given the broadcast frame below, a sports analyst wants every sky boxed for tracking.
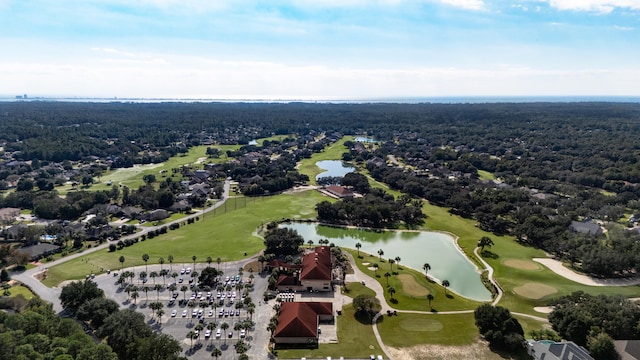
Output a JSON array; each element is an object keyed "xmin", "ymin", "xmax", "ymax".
[{"xmin": 1, "ymin": 0, "xmax": 639, "ymax": 99}]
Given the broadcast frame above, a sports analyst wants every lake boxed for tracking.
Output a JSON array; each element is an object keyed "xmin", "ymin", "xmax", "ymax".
[
  {"xmin": 315, "ymin": 160, "xmax": 356, "ymax": 180},
  {"xmin": 281, "ymin": 222, "xmax": 492, "ymax": 301}
]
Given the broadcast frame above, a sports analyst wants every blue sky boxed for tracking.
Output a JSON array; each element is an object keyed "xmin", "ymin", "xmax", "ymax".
[{"xmin": 1, "ymin": 0, "xmax": 639, "ymax": 99}]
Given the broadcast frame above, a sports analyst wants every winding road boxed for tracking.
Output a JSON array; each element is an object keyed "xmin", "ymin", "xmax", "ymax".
[{"xmin": 12, "ymin": 179, "xmax": 231, "ymax": 313}]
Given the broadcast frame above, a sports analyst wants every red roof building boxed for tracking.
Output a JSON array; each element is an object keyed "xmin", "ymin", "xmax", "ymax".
[
  {"xmin": 273, "ymin": 302, "xmax": 334, "ymax": 344},
  {"xmin": 275, "ymin": 246, "xmax": 334, "ymax": 292},
  {"xmin": 325, "ymin": 185, "xmax": 354, "ymax": 199}
]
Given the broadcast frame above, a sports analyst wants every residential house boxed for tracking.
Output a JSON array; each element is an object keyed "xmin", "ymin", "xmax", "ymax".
[
  {"xmin": 16, "ymin": 243, "xmax": 61, "ymax": 261},
  {"xmin": 527, "ymin": 340, "xmax": 593, "ymax": 360},
  {"xmin": 141, "ymin": 209, "xmax": 169, "ymax": 221},
  {"xmin": 273, "ymin": 302, "xmax": 334, "ymax": 345},
  {"xmin": 0, "ymin": 207, "xmax": 20, "ymax": 223},
  {"xmin": 615, "ymin": 340, "xmax": 640, "ymax": 360},
  {"xmin": 569, "ymin": 220, "xmax": 603, "ymax": 236}
]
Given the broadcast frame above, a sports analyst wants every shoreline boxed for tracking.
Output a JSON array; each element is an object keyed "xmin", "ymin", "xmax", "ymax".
[{"xmin": 533, "ymin": 258, "xmax": 640, "ymax": 287}]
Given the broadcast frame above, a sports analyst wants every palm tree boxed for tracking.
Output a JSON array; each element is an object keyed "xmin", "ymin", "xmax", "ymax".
[
  {"xmin": 442, "ymin": 280, "xmax": 450, "ymax": 295},
  {"xmin": 395, "ymin": 256, "xmax": 401, "ymax": 268},
  {"xmin": 234, "ymin": 339, "xmax": 248, "ymax": 354},
  {"xmin": 423, "ymin": 263, "xmax": 431, "ymax": 278},
  {"xmin": 220, "ymin": 322, "xmax": 229, "ymax": 344},
  {"xmin": 216, "ymin": 257, "xmax": 222, "ymax": 271},
  {"xmin": 142, "ymin": 285, "xmax": 150, "ymax": 303},
  {"xmin": 246, "ymin": 303, "xmax": 255, "ymax": 320},
  {"xmin": 389, "ymin": 258, "xmax": 395, "ymax": 271},
  {"xmin": 377, "ymin": 249, "xmax": 384, "ymax": 261},
  {"xmin": 119, "ymin": 255, "xmax": 125, "ymax": 270},
  {"xmin": 257, "ymin": 255, "xmax": 266, "ymax": 273},
  {"xmin": 157, "ymin": 308, "xmax": 164, "ymax": 325},
  {"xmin": 180, "ymin": 285, "xmax": 188, "ymax": 301},
  {"xmin": 195, "ymin": 323, "xmax": 205, "ymax": 343},
  {"xmin": 238, "ymin": 354, "xmax": 249, "ymax": 360},
  {"xmin": 427, "ymin": 293, "xmax": 434, "ymax": 309},
  {"xmin": 355, "ymin": 242, "xmax": 362, "ymax": 257},
  {"xmin": 142, "ymin": 253, "xmax": 150, "ymax": 272},
  {"xmin": 131, "ymin": 290, "xmax": 139, "ymax": 304},
  {"xmin": 387, "ymin": 285, "xmax": 396, "ymax": 300},
  {"xmin": 478, "ymin": 236, "xmax": 494, "ymax": 252},
  {"xmin": 159, "ymin": 257, "xmax": 165, "ymax": 270},
  {"xmin": 206, "ymin": 256, "xmax": 212, "ymax": 268},
  {"xmin": 192, "ymin": 255, "xmax": 197, "ymax": 270},
  {"xmin": 384, "ymin": 272, "xmax": 391, "ymax": 286},
  {"xmin": 168, "ymin": 254, "xmax": 174, "ymax": 271},
  {"xmin": 168, "ymin": 283, "xmax": 177, "ymax": 294},
  {"xmin": 154, "ymin": 284, "xmax": 162, "ymax": 300},
  {"xmin": 373, "ymin": 263, "xmax": 379, "ymax": 276},
  {"xmin": 149, "ymin": 271, "xmax": 158, "ymax": 285},
  {"xmin": 139, "ymin": 271, "xmax": 147, "ymax": 283},
  {"xmin": 307, "ymin": 239, "xmax": 314, "ymax": 246},
  {"xmin": 159, "ymin": 269, "xmax": 168, "ymax": 285},
  {"xmin": 207, "ymin": 322, "xmax": 218, "ymax": 344},
  {"xmin": 234, "ymin": 322, "xmax": 242, "ymax": 339},
  {"xmin": 186, "ymin": 330, "xmax": 197, "ymax": 350},
  {"xmin": 211, "ymin": 347, "xmax": 222, "ymax": 359}
]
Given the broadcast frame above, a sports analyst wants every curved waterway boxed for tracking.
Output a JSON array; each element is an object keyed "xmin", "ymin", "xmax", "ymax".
[
  {"xmin": 315, "ymin": 160, "xmax": 356, "ymax": 180},
  {"xmin": 281, "ymin": 222, "xmax": 492, "ymax": 301}
]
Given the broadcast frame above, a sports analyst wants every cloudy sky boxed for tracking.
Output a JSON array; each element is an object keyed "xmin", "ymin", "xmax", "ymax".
[{"xmin": 1, "ymin": 0, "xmax": 639, "ymax": 99}]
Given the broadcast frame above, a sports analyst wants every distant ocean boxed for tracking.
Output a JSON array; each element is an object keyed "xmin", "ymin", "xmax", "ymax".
[{"xmin": 1, "ymin": 96, "xmax": 639, "ymax": 104}]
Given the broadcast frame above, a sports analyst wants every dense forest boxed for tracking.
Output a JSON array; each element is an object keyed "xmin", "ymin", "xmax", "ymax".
[{"xmin": 3, "ymin": 101, "xmax": 640, "ymax": 276}]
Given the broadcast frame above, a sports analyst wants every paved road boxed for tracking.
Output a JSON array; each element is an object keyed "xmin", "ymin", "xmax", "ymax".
[{"xmin": 12, "ymin": 179, "xmax": 231, "ymax": 314}]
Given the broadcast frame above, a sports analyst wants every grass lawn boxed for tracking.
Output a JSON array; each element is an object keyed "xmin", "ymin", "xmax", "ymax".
[
  {"xmin": 342, "ymin": 281, "xmax": 377, "ymax": 298},
  {"xmin": 298, "ymin": 136, "xmax": 355, "ymax": 185},
  {"xmin": 477, "ymin": 170, "xmax": 496, "ymax": 181},
  {"xmin": 43, "ymin": 191, "xmax": 326, "ymax": 286},
  {"xmin": 277, "ymin": 304, "xmax": 381, "ymax": 359},
  {"xmin": 7, "ymin": 284, "xmax": 36, "ymax": 300},
  {"xmin": 346, "ymin": 248, "xmax": 482, "ymax": 312},
  {"xmin": 378, "ymin": 312, "xmax": 478, "ymax": 346}
]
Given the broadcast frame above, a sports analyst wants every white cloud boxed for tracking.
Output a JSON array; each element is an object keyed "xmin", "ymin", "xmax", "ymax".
[
  {"xmin": 548, "ymin": 0, "xmax": 640, "ymax": 13},
  {"xmin": 614, "ymin": 25, "xmax": 635, "ymax": 30},
  {"xmin": 439, "ymin": 0, "xmax": 485, "ymax": 10}
]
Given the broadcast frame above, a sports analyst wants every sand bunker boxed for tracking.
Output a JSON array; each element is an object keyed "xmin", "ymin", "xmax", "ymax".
[
  {"xmin": 513, "ymin": 282, "xmax": 557, "ymax": 299},
  {"xmin": 534, "ymin": 306, "xmax": 554, "ymax": 314},
  {"xmin": 398, "ymin": 274, "xmax": 430, "ymax": 297},
  {"xmin": 503, "ymin": 259, "xmax": 541, "ymax": 271},
  {"xmin": 362, "ymin": 262, "xmax": 370, "ymax": 266},
  {"xmin": 387, "ymin": 342, "xmax": 503, "ymax": 360}
]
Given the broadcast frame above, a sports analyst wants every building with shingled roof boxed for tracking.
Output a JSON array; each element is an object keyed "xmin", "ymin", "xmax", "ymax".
[{"xmin": 273, "ymin": 302, "xmax": 333, "ymax": 344}]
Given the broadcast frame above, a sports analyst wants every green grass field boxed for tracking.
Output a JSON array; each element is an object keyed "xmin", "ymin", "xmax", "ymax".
[
  {"xmin": 378, "ymin": 312, "xmax": 477, "ymax": 346},
  {"xmin": 477, "ymin": 170, "xmax": 496, "ymax": 181},
  {"xmin": 297, "ymin": 136, "xmax": 355, "ymax": 184},
  {"xmin": 43, "ymin": 191, "xmax": 326, "ymax": 286},
  {"xmin": 7, "ymin": 284, "xmax": 36, "ymax": 300}
]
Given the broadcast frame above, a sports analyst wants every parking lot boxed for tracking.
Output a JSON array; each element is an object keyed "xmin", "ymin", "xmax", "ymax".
[{"xmin": 95, "ymin": 260, "xmax": 274, "ymax": 359}]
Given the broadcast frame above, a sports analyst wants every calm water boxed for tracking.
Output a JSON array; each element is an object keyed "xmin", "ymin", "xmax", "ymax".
[
  {"xmin": 281, "ymin": 222, "xmax": 492, "ymax": 301},
  {"xmin": 354, "ymin": 136, "xmax": 377, "ymax": 143},
  {"xmin": 315, "ymin": 160, "xmax": 356, "ymax": 180}
]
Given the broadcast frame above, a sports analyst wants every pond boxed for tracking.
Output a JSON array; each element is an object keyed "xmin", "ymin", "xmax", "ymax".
[
  {"xmin": 281, "ymin": 222, "xmax": 492, "ymax": 301},
  {"xmin": 354, "ymin": 136, "xmax": 377, "ymax": 143},
  {"xmin": 315, "ymin": 160, "xmax": 356, "ymax": 181}
]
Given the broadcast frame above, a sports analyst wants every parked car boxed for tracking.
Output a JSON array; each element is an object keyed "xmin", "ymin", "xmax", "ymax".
[
  {"xmin": 181, "ymin": 310, "xmax": 187, "ymax": 317},
  {"xmin": 171, "ymin": 310, "xmax": 177, "ymax": 317},
  {"xmin": 240, "ymin": 329, "xmax": 245, "ymax": 338},
  {"xmin": 228, "ymin": 331, "xmax": 233, "ymax": 338},
  {"xmin": 216, "ymin": 329, "xmax": 221, "ymax": 339}
]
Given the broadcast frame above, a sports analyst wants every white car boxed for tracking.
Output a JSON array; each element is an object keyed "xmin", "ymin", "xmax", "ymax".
[
  {"xmin": 204, "ymin": 329, "xmax": 211, "ymax": 339},
  {"xmin": 208, "ymin": 310, "xmax": 213, "ymax": 317},
  {"xmin": 171, "ymin": 310, "xmax": 177, "ymax": 317},
  {"xmin": 240, "ymin": 329, "xmax": 245, "ymax": 338},
  {"xmin": 181, "ymin": 310, "xmax": 187, "ymax": 317},
  {"xmin": 216, "ymin": 329, "xmax": 221, "ymax": 339},
  {"xmin": 180, "ymin": 268, "xmax": 186, "ymax": 275}
]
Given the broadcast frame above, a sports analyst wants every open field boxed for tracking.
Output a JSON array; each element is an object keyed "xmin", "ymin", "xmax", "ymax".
[
  {"xmin": 378, "ymin": 312, "xmax": 478, "ymax": 346},
  {"xmin": 297, "ymin": 136, "xmax": 355, "ymax": 184},
  {"xmin": 477, "ymin": 170, "xmax": 496, "ymax": 181},
  {"xmin": 278, "ymin": 304, "xmax": 382, "ymax": 359},
  {"xmin": 7, "ymin": 283, "xmax": 36, "ymax": 300},
  {"xmin": 43, "ymin": 191, "xmax": 326, "ymax": 286}
]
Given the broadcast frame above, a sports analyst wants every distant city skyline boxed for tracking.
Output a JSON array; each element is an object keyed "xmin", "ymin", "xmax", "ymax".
[{"xmin": 1, "ymin": 0, "xmax": 639, "ymax": 99}]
